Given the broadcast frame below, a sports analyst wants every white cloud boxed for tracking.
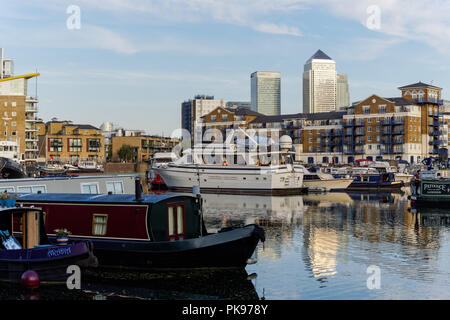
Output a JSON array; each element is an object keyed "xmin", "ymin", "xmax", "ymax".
[
  {"xmin": 253, "ymin": 23, "xmax": 302, "ymax": 37},
  {"xmin": 315, "ymin": 0, "xmax": 450, "ymax": 53}
]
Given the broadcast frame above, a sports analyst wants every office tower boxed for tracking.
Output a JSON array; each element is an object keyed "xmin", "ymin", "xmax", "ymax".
[
  {"xmin": 251, "ymin": 71, "xmax": 281, "ymax": 116},
  {"xmin": 336, "ymin": 74, "xmax": 350, "ymax": 110},
  {"xmin": 303, "ymin": 50, "xmax": 336, "ymax": 113}
]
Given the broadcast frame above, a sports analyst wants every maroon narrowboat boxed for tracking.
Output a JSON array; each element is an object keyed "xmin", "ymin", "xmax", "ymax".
[{"xmin": 16, "ymin": 190, "xmax": 265, "ymax": 271}]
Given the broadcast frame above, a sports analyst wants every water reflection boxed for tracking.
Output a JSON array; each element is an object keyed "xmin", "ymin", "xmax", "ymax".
[{"xmin": 198, "ymin": 192, "xmax": 450, "ymax": 299}]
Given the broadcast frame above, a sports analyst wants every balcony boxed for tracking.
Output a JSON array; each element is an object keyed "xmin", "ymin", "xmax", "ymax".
[
  {"xmin": 393, "ymin": 147, "xmax": 404, "ymax": 154},
  {"xmin": 414, "ymin": 98, "xmax": 443, "ymax": 105},
  {"xmin": 354, "ymin": 130, "xmax": 364, "ymax": 136},
  {"xmin": 25, "ymin": 116, "xmax": 39, "ymax": 122},
  {"xmin": 393, "ymin": 138, "xmax": 404, "ymax": 144},
  {"xmin": 392, "ymin": 119, "xmax": 404, "ymax": 125},
  {"xmin": 392, "ymin": 129, "xmax": 404, "ymax": 135},
  {"xmin": 332, "ymin": 130, "xmax": 343, "ymax": 137},
  {"xmin": 428, "ymin": 120, "xmax": 440, "ymax": 127}
]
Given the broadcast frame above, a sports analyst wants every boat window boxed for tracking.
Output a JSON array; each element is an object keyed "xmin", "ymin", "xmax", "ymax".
[
  {"xmin": 106, "ymin": 181, "xmax": 124, "ymax": 194},
  {"xmin": 17, "ymin": 185, "xmax": 47, "ymax": 193},
  {"xmin": 0, "ymin": 187, "xmax": 14, "ymax": 193},
  {"xmin": 167, "ymin": 203, "xmax": 185, "ymax": 241},
  {"xmin": 81, "ymin": 183, "xmax": 99, "ymax": 194},
  {"xmin": 92, "ymin": 214, "xmax": 108, "ymax": 236}
]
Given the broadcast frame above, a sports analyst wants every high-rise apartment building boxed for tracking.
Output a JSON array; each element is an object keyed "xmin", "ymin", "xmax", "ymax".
[
  {"xmin": 303, "ymin": 50, "xmax": 337, "ymax": 114},
  {"xmin": 181, "ymin": 95, "xmax": 226, "ymax": 135},
  {"xmin": 0, "ymin": 48, "xmax": 39, "ymax": 166},
  {"xmin": 336, "ymin": 74, "xmax": 350, "ymax": 110},
  {"xmin": 251, "ymin": 71, "xmax": 281, "ymax": 116}
]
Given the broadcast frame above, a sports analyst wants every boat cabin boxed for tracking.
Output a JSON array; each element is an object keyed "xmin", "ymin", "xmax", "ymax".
[
  {"xmin": 0, "ymin": 207, "xmax": 50, "ymax": 249},
  {"xmin": 16, "ymin": 193, "xmax": 204, "ymax": 242}
]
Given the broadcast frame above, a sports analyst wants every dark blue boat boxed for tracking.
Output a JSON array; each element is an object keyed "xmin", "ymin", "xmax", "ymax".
[
  {"xmin": 0, "ymin": 207, "xmax": 96, "ymax": 284},
  {"xmin": 334, "ymin": 172, "xmax": 403, "ymax": 191}
]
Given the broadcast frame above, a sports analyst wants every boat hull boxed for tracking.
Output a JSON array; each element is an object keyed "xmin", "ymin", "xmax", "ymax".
[
  {"xmin": 303, "ymin": 178, "xmax": 354, "ymax": 192},
  {"xmin": 155, "ymin": 164, "xmax": 304, "ymax": 195},
  {"xmin": 64, "ymin": 224, "xmax": 264, "ymax": 270},
  {"xmin": 0, "ymin": 242, "xmax": 95, "ymax": 284}
]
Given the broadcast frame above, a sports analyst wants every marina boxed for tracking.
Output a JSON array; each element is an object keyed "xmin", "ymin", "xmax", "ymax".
[
  {"xmin": 3, "ymin": 1, "xmax": 450, "ymax": 305},
  {"xmin": 1, "ymin": 190, "xmax": 450, "ymax": 300}
]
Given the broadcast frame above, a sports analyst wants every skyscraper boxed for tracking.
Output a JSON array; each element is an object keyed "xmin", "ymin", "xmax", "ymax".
[
  {"xmin": 251, "ymin": 71, "xmax": 281, "ymax": 116},
  {"xmin": 336, "ymin": 74, "xmax": 350, "ymax": 110},
  {"xmin": 303, "ymin": 50, "xmax": 336, "ymax": 114}
]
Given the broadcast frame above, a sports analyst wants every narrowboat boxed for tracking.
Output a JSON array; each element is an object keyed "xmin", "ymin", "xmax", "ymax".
[
  {"xmin": 409, "ymin": 169, "xmax": 450, "ymax": 208},
  {"xmin": 16, "ymin": 185, "xmax": 265, "ymax": 270},
  {"xmin": 0, "ymin": 207, "xmax": 96, "ymax": 284}
]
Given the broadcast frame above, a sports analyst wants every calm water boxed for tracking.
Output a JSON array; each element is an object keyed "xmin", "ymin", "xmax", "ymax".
[{"xmin": 2, "ymin": 191, "xmax": 450, "ymax": 300}]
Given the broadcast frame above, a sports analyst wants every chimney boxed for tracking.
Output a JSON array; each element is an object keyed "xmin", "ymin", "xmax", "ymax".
[{"xmin": 135, "ymin": 177, "xmax": 143, "ymax": 202}]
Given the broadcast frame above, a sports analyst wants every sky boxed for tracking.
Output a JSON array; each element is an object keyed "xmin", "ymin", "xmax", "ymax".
[{"xmin": 1, "ymin": 0, "xmax": 450, "ymax": 136}]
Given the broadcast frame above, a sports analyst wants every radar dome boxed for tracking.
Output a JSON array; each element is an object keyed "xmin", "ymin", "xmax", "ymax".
[{"xmin": 280, "ymin": 135, "xmax": 293, "ymax": 151}]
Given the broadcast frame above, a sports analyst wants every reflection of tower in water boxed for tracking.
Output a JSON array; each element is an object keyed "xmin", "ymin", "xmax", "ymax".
[{"xmin": 301, "ymin": 204, "xmax": 350, "ymax": 279}]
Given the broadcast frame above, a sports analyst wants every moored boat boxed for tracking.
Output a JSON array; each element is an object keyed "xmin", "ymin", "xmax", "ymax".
[
  {"xmin": 409, "ymin": 169, "xmax": 450, "ymax": 207},
  {"xmin": 295, "ymin": 165, "xmax": 354, "ymax": 192},
  {"xmin": 16, "ymin": 183, "xmax": 265, "ymax": 270},
  {"xmin": 154, "ymin": 135, "xmax": 305, "ymax": 195},
  {"xmin": 0, "ymin": 207, "xmax": 96, "ymax": 284}
]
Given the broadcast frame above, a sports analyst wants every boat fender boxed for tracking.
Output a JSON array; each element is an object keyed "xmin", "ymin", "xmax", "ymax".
[
  {"xmin": 252, "ymin": 225, "xmax": 266, "ymax": 242},
  {"xmin": 222, "ymin": 160, "xmax": 228, "ymax": 167}
]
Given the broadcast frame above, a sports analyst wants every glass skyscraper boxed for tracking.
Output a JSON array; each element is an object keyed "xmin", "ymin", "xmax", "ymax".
[{"xmin": 251, "ymin": 71, "xmax": 281, "ymax": 116}]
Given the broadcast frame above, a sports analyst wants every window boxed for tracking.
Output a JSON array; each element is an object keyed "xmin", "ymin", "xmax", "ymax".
[
  {"xmin": 378, "ymin": 105, "xmax": 386, "ymax": 113},
  {"xmin": 368, "ymin": 136, "xmax": 372, "ymax": 142},
  {"xmin": 368, "ymin": 127, "xmax": 372, "ymax": 132},
  {"xmin": 0, "ymin": 187, "xmax": 14, "ymax": 193},
  {"xmin": 11, "ymin": 122, "xmax": 16, "ymax": 127},
  {"xmin": 362, "ymin": 106, "xmax": 370, "ymax": 114},
  {"xmin": 49, "ymin": 138, "xmax": 63, "ymax": 152},
  {"xmin": 69, "ymin": 138, "xmax": 82, "ymax": 152},
  {"xmin": 17, "ymin": 185, "xmax": 46, "ymax": 193},
  {"xmin": 11, "ymin": 131, "xmax": 16, "ymax": 136},
  {"xmin": 92, "ymin": 214, "xmax": 108, "ymax": 236},
  {"xmin": 11, "ymin": 112, "xmax": 16, "ymax": 116},
  {"xmin": 367, "ymin": 118, "xmax": 371, "ymax": 123},
  {"xmin": 167, "ymin": 203, "xmax": 185, "ymax": 241},
  {"xmin": 81, "ymin": 183, "xmax": 99, "ymax": 194},
  {"xmin": 11, "ymin": 102, "xmax": 16, "ymax": 107},
  {"xmin": 106, "ymin": 181, "xmax": 124, "ymax": 194},
  {"xmin": 88, "ymin": 139, "xmax": 101, "ymax": 152}
]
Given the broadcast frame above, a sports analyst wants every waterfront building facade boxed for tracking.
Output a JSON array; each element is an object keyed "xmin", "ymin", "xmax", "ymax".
[
  {"xmin": 36, "ymin": 120, "xmax": 105, "ymax": 164},
  {"xmin": 111, "ymin": 135, "xmax": 179, "ymax": 163},
  {"xmin": 251, "ymin": 71, "xmax": 281, "ymax": 116},
  {"xmin": 297, "ymin": 82, "xmax": 446, "ymax": 164},
  {"xmin": 181, "ymin": 95, "xmax": 226, "ymax": 135},
  {"xmin": 0, "ymin": 49, "xmax": 39, "ymax": 165},
  {"xmin": 303, "ymin": 50, "xmax": 337, "ymax": 114}
]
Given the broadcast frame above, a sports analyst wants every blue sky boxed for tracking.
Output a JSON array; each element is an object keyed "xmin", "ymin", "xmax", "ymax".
[{"xmin": 2, "ymin": 0, "xmax": 450, "ymax": 135}]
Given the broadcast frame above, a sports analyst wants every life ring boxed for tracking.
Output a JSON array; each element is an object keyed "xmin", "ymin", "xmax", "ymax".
[{"xmin": 222, "ymin": 160, "xmax": 228, "ymax": 167}]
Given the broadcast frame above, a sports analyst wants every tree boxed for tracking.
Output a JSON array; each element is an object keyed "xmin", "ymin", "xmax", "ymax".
[{"xmin": 117, "ymin": 145, "xmax": 135, "ymax": 162}]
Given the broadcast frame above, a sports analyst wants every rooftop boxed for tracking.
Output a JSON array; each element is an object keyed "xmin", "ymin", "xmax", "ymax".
[
  {"xmin": 307, "ymin": 49, "xmax": 333, "ymax": 61},
  {"xmin": 398, "ymin": 82, "xmax": 442, "ymax": 90}
]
